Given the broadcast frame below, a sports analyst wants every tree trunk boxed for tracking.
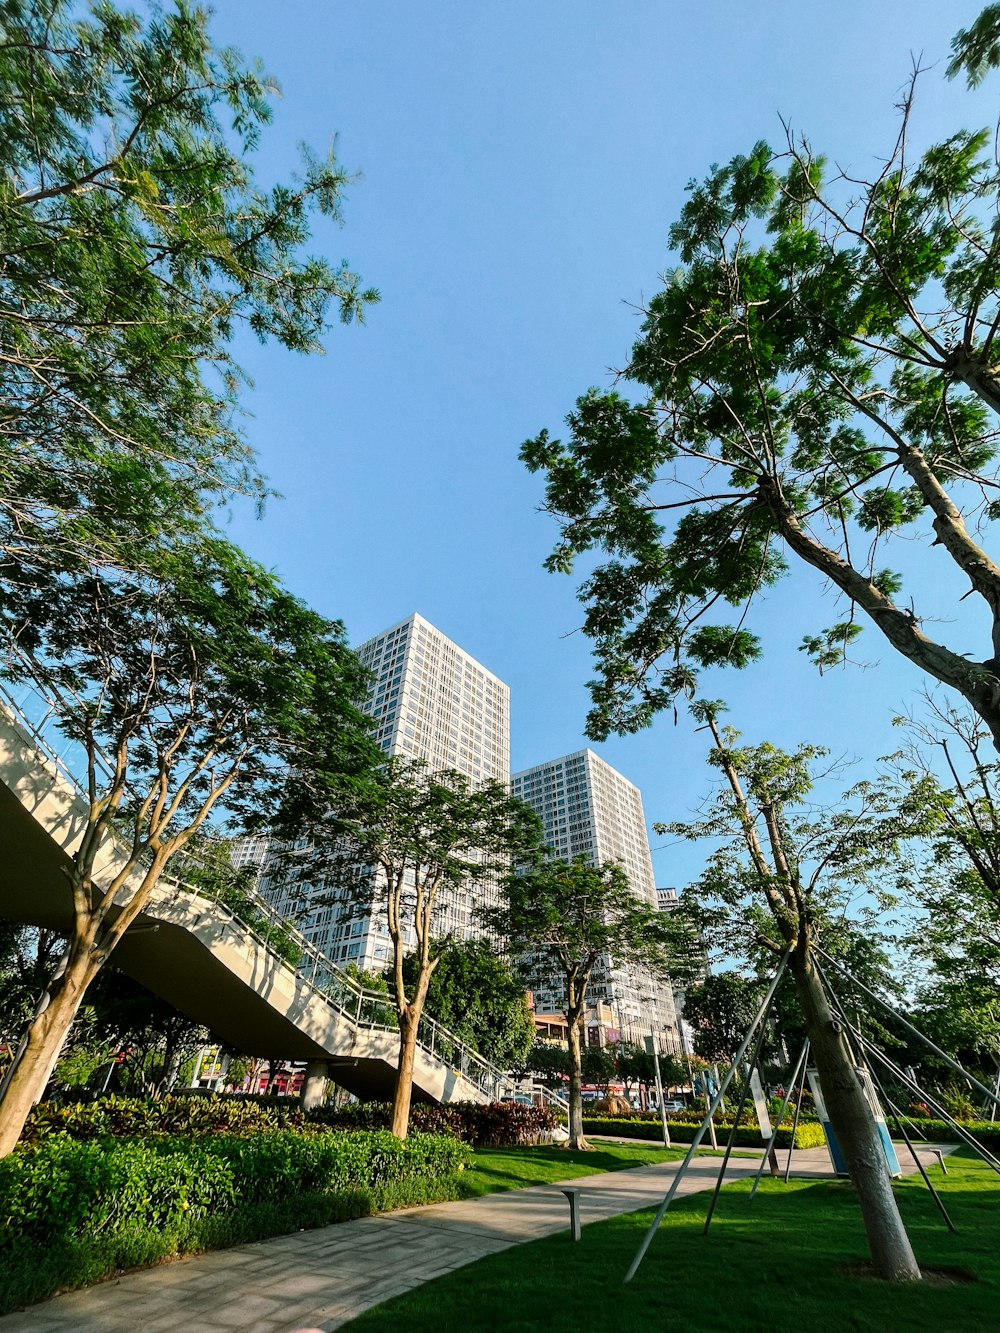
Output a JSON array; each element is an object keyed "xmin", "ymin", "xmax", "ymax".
[
  {"xmin": 790, "ymin": 947, "xmax": 921, "ymax": 1282},
  {"xmin": 391, "ymin": 1009, "xmax": 420, "ymax": 1140},
  {"xmin": 566, "ymin": 1017, "xmax": 588, "ymax": 1150},
  {"xmin": 0, "ymin": 949, "xmax": 95, "ymax": 1157}
]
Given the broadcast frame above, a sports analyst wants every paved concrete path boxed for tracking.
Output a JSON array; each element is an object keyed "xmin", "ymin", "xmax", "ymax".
[{"xmin": 0, "ymin": 1145, "xmax": 952, "ymax": 1333}]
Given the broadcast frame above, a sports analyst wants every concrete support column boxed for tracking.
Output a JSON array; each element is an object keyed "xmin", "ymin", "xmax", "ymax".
[{"xmin": 301, "ymin": 1059, "xmax": 330, "ymax": 1111}]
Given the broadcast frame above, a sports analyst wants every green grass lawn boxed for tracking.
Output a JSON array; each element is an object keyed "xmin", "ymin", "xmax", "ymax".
[
  {"xmin": 460, "ymin": 1142, "xmax": 689, "ymax": 1195},
  {"xmin": 342, "ymin": 1149, "xmax": 1000, "ymax": 1333}
]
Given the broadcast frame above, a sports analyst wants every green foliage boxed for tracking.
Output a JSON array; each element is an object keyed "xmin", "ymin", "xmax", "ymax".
[
  {"xmin": 580, "ymin": 1115, "xmax": 825, "ymax": 1149},
  {"xmin": 490, "ymin": 858, "xmax": 699, "ymax": 1010},
  {"xmin": 310, "ymin": 1100, "xmax": 557, "ymax": 1148},
  {"xmin": 662, "ymin": 713, "xmax": 934, "ymax": 964},
  {"xmin": 0, "ymin": 0, "xmax": 376, "ymax": 577},
  {"xmin": 20, "ymin": 1092, "xmax": 557, "ymax": 1151},
  {"xmin": 288, "ymin": 755, "xmax": 544, "ymax": 1136},
  {"xmin": 682, "ymin": 973, "xmax": 765, "ymax": 1064},
  {"xmin": 522, "ymin": 21, "xmax": 1000, "ymax": 746},
  {"xmin": 21, "ymin": 1093, "xmax": 308, "ymax": 1145},
  {"xmin": 0, "ymin": 1128, "xmax": 469, "ymax": 1238},
  {"xmin": 402, "ymin": 939, "xmax": 535, "ymax": 1070},
  {"xmin": 0, "ymin": 1129, "xmax": 467, "ymax": 1314}
]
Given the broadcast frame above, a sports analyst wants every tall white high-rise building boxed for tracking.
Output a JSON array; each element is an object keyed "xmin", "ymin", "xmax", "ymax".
[
  {"xmin": 356, "ymin": 612, "xmax": 509, "ymax": 783},
  {"xmin": 511, "ymin": 749, "xmax": 680, "ymax": 1051},
  {"xmin": 259, "ymin": 613, "xmax": 511, "ymax": 971}
]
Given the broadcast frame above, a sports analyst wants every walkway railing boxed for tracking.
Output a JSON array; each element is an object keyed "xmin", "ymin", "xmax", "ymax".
[{"xmin": 0, "ymin": 668, "xmax": 513, "ymax": 1103}]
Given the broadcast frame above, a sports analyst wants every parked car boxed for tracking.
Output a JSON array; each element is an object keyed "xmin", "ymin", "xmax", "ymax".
[{"xmin": 662, "ymin": 1099, "xmax": 685, "ymax": 1113}]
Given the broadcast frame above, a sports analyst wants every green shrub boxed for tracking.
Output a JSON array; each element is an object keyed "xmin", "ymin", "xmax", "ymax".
[
  {"xmin": 22, "ymin": 1093, "xmax": 308, "ymax": 1144},
  {"xmin": 0, "ymin": 1129, "xmax": 470, "ymax": 1246},
  {"xmin": 890, "ymin": 1117, "xmax": 1000, "ymax": 1150},
  {"xmin": 0, "ymin": 1153, "xmax": 471, "ymax": 1316},
  {"xmin": 23, "ymin": 1094, "xmax": 556, "ymax": 1150},
  {"xmin": 310, "ymin": 1100, "xmax": 556, "ymax": 1147},
  {"xmin": 581, "ymin": 1116, "xmax": 826, "ymax": 1149}
]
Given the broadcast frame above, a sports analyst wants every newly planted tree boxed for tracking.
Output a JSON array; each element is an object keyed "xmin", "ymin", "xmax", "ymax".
[
  {"xmin": 487, "ymin": 858, "xmax": 695, "ymax": 1149},
  {"xmin": 667, "ymin": 705, "xmax": 934, "ymax": 1281},
  {"xmin": 309, "ymin": 758, "xmax": 542, "ymax": 1138},
  {"xmin": 0, "ymin": 539, "xmax": 375, "ymax": 1154},
  {"xmin": 521, "ymin": 9, "xmax": 1000, "ymax": 752}
]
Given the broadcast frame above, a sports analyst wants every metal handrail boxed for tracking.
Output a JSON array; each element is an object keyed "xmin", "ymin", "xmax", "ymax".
[{"xmin": 0, "ymin": 669, "xmax": 513, "ymax": 1100}]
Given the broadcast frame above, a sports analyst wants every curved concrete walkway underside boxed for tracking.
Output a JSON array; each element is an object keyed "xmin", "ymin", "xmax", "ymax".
[
  {"xmin": 0, "ymin": 701, "xmax": 497, "ymax": 1105},
  {"xmin": 0, "ymin": 1145, "xmax": 954, "ymax": 1333}
]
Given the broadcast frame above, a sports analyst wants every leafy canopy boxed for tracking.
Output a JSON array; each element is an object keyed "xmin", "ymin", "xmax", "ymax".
[
  {"xmin": 0, "ymin": 0, "xmax": 377, "ymax": 575},
  {"xmin": 522, "ymin": 14, "xmax": 1000, "ymax": 749}
]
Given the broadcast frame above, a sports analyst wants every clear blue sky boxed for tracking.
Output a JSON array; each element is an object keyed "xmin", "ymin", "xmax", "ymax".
[{"xmin": 204, "ymin": 0, "xmax": 988, "ymax": 889}]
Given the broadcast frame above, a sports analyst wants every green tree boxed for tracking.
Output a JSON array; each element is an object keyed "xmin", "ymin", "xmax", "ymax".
[
  {"xmin": 486, "ymin": 858, "xmax": 696, "ymax": 1150},
  {"xmin": 682, "ymin": 972, "xmax": 764, "ymax": 1065},
  {"xmin": 0, "ymin": 538, "xmax": 376, "ymax": 1155},
  {"xmin": 83, "ymin": 966, "xmax": 207, "ymax": 1096},
  {"xmin": 0, "ymin": 0, "xmax": 376, "ymax": 577},
  {"xmin": 402, "ymin": 937, "xmax": 535, "ymax": 1071},
  {"xmin": 521, "ymin": 10, "xmax": 1000, "ymax": 752},
  {"xmin": 0, "ymin": 924, "xmax": 62, "ymax": 1047},
  {"xmin": 665, "ymin": 707, "xmax": 934, "ymax": 1281},
  {"xmin": 312, "ymin": 758, "xmax": 542, "ymax": 1139},
  {"xmin": 524, "ymin": 1040, "xmax": 571, "ymax": 1087}
]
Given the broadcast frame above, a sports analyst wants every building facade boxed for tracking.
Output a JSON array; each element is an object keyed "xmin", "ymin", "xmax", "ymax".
[
  {"xmin": 511, "ymin": 750, "xmax": 680, "ymax": 1051},
  {"xmin": 258, "ymin": 613, "xmax": 511, "ymax": 972}
]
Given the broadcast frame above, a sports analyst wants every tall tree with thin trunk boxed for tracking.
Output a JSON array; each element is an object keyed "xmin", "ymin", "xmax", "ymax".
[
  {"xmin": 307, "ymin": 758, "xmax": 542, "ymax": 1139},
  {"xmin": 486, "ymin": 858, "xmax": 697, "ymax": 1150},
  {"xmin": 0, "ymin": 538, "xmax": 376, "ymax": 1155},
  {"xmin": 521, "ymin": 9, "xmax": 1000, "ymax": 753},
  {"xmin": 666, "ymin": 703, "xmax": 936, "ymax": 1282}
]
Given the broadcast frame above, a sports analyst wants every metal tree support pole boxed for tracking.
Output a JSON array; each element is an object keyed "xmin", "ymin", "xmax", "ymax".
[
  {"xmin": 647, "ymin": 1034, "xmax": 671, "ymax": 1148},
  {"xmin": 783, "ymin": 1039, "xmax": 811, "ymax": 1185},
  {"xmin": 750, "ymin": 1037, "xmax": 809, "ymax": 1201},
  {"xmin": 624, "ymin": 952, "xmax": 789, "ymax": 1284},
  {"xmin": 815, "ymin": 965, "xmax": 957, "ymax": 1233},
  {"xmin": 817, "ymin": 948, "xmax": 1000, "ymax": 1115},
  {"xmin": 703, "ymin": 994, "xmax": 781, "ymax": 1236},
  {"xmin": 844, "ymin": 1021, "xmax": 1000, "ymax": 1176},
  {"xmin": 812, "ymin": 957, "xmax": 1000, "ymax": 1175},
  {"xmin": 868, "ymin": 1062, "xmax": 957, "ymax": 1234}
]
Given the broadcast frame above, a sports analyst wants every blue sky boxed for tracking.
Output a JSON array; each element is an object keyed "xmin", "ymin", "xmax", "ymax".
[{"xmin": 204, "ymin": 1, "xmax": 989, "ymax": 888}]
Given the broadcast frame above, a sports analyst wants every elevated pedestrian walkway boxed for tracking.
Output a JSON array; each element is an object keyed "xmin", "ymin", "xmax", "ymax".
[{"xmin": 0, "ymin": 680, "xmax": 512, "ymax": 1105}]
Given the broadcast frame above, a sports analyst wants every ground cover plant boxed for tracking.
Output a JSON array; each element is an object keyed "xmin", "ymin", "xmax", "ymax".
[{"xmin": 340, "ymin": 1149, "xmax": 1000, "ymax": 1333}]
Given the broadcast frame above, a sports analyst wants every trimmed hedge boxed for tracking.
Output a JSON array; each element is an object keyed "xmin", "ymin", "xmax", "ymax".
[
  {"xmin": 582, "ymin": 1116, "xmax": 827, "ymax": 1149},
  {"xmin": 0, "ymin": 1129, "xmax": 471, "ymax": 1315},
  {"xmin": 892, "ymin": 1117, "xmax": 1000, "ymax": 1151},
  {"xmin": 23, "ymin": 1094, "xmax": 556, "ymax": 1150}
]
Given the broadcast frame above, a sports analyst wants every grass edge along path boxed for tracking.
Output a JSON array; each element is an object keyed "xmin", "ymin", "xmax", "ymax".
[
  {"xmin": 339, "ymin": 1148, "xmax": 1000, "ymax": 1333},
  {"xmin": 0, "ymin": 1142, "xmax": 689, "ymax": 1316}
]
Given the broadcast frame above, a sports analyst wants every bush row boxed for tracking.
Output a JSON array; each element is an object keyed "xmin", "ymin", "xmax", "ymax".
[
  {"xmin": 22, "ymin": 1093, "xmax": 308, "ymax": 1144},
  {"xmin": 0, "ymin": 1129, "xmax": 471, "ymax": 1315},
  {"xmin": 0, "ymin": 1128, "xmax": 470, "ymax": 1245},
  {"xmin": 892, "ymin": 1118, "xmax": 1000, "ymax": 1151},
  {"xmin": 582, "ymin": 1116, "xmax": 827, "ymax": 1149},
  {"xmin": 311, "ymin": 1100, "xmax": 556, "ymax": 1147},
  {"xmin": 24, "ymin": 1094, "xmax": 556, "ymax": 1149}
]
